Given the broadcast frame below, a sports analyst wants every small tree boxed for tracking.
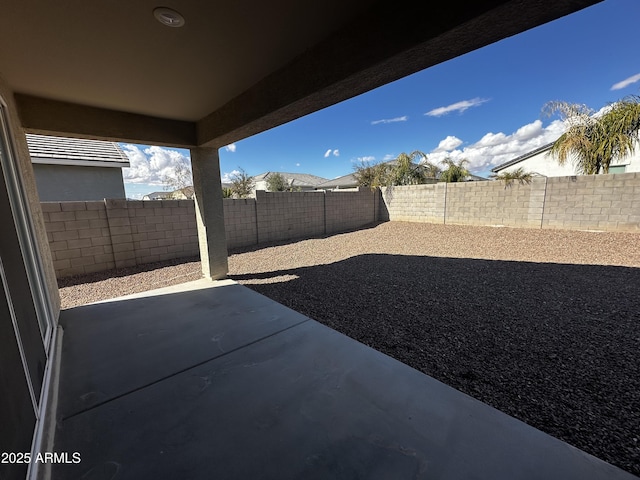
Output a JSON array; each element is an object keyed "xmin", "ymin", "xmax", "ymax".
[
  {"xmin": 162, "ymin": 163, "xmax": 192, "ymax": 198},
  {"xmin": 222, "ymin": 187, "xmax": 233, "ymax": 198},
  {"xmin": 229, "ymin": 168, "xmax": 254, "ymax": 198},
  {"xmin": 490, "ymin": 167, "xmax": 533, "ymax": 187},
  {"xmin": 353, "ymin": 160, "xmax": 392, "ymax": 188},
  {"xmin": 266, "ymin": 172, "xmax": 289, "ymax": 191},
  {"xmin": 439, "ymin": 158, "xmax": 470, "ymax": 183}
]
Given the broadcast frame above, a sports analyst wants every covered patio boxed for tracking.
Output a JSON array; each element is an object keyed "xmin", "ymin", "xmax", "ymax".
[
  {"xmin": 50, "ymin": 279, "xmax": 636, "ymax": 479},
  {"xmin": 3, "ymin": 1, "xmax": 636, "ymax": 479}
]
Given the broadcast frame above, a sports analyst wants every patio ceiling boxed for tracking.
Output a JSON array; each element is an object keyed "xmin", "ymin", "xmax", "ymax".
[{"xmin": 1, "ymin": 0, "xmax": 602, "ymax": 148}]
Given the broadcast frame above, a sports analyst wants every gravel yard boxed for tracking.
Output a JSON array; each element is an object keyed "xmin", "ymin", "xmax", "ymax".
[{"xmin": 58, "ymin": 222, "xmax": 640, "ymax": 476}]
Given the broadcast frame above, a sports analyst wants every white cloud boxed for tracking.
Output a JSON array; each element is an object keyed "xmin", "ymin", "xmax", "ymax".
[
  {"xmin": 433, "ymin": 135, "xmax": 463, "ymax": 152},
  {"xmin": 611, "ymin": 73, "xmax": 640, "ymax": 91},
  {"xmin": 225, "ymin": 143, "xmax": 237, "ymax": 152},
  {"xmin": 221, "ymin": 169, "xmax": 241, "ymax": 183},
  {"xmin": 425, "ymin": 97, "xmax": 490, "ymax": 117},
  {"xmin": 324, "ymin": 149, "xmax": 339, "ymax": 158},
  {"xmin": 296, "ymin": 163, "xmax": 301, "ymax": 167},
  {"xmin": 121, "ymin": 144, "xmax": 191, "ymax": 185},
  {"xmin": 427, "ymin": 119, "xmax": 566, "ymax": 174},
  {"xmin": 371, "ymin": 116, "xmax": 408, "ymax": 125}
]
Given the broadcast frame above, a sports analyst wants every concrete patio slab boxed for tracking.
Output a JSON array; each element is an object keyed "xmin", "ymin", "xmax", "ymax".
[{"xmin": 53, "ymin": 280, "xmax": 638, "ymax": 479}]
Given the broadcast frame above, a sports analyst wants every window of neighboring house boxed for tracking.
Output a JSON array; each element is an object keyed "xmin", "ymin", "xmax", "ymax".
[{"xmin": 608, "ymin": 165, "xmax": 627, "ymax": 174}]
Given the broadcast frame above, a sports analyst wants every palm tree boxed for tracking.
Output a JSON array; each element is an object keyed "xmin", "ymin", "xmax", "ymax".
[
  {"xmin": 389, "ymin": 150, "xmax": 439, "ymax": 186},
  {"xmin": 544, "ymin": 95, "xmax": 640, "ymax": 174},
  {"xmin": 490, "ymin": 167, "xmax": 533, "ymax": 187},
  {"xmin": 353, "ymin": 151, "xmax": 439, "ymax": 188},
  {"xmin": 439, "ymin": 158, "xmax": 470, "ymax": 183}
]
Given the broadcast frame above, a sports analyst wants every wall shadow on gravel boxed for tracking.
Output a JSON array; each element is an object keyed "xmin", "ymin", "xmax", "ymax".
[
  {"xmin": 227, "ymin": 221, "xmax": 385, "ymax": 255},
  {"xmin": 229, "ymin": 254, "xmax": 640, "ymax": 476},
  {"xmin": 57, "ymin": 256, "xmax": 202, "ymax": 288}
]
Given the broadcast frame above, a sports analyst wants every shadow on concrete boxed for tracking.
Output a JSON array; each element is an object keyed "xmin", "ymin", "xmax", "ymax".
[
  {"xmin": 52, "ymin": 276, "xmax": 639, "ymax": 479},
  {"xmin": 230, "ymin": 254, "xmax": 640, "ymax": 477}
]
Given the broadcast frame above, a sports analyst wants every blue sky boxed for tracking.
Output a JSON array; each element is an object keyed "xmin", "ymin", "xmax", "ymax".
[{"xmin": 123, "ymin": 0, "xmax": 640, "ymax": 199}]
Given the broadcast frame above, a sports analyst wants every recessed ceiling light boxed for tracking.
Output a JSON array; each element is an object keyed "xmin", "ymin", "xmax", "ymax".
[{"xmin": 153, "ymin": 7, "xmax": 185, "ymax": 28}]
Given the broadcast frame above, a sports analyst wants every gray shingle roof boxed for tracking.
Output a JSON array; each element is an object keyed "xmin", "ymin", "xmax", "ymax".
[
  {"xmin": 27, "ymin": 134, "xmax": 130, "ymax": 168},
  {"xmin": 316, "ymin": 173, "xmax": 359, "ymax": 188},
  {"xmin": 253, "ymin": 171, "xmax": 328, "ymax": 187}
]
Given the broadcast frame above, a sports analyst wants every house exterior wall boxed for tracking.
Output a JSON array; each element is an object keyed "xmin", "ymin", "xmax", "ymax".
[
  {"xmin": 497, "ymin": 144, "xmax": 640, "ymax": 177},
  {"xmin": 0, "ymin": 77, "xmax": 59, "ymax": 315},
  {"xmin": 33, "ymin": 163, "xmax": 126, "ymax": 201},
  {"xmin": 0, "ymin": 74, "xmax": 59, "ymax": 480}
]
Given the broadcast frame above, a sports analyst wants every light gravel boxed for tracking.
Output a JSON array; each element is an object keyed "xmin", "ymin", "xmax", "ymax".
[{"xmin": 58, "ymin": 222, "xmax": 640, "ymax": 475}]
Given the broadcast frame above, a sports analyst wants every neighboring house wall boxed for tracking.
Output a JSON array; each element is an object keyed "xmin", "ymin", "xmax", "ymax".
[
  {"xmin": 493, "ymin": 142, "xmax": 640, "ymax": 177},
  {"xmin": 33, "ymin": 164, "xmax": 126, "ymax": 201},
  {"xmin": 28, "ymin": 134, "xmax": 129, "ymax": 202}
]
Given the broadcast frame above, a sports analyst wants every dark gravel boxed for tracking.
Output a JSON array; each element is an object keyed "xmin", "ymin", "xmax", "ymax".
[
  {"xmin": 59, "ymin": 222, "xmax": 640, "ymax": 476},
  {"xmin": 237, "ymin": 255, "xmax": 640, "ymax": 476}
]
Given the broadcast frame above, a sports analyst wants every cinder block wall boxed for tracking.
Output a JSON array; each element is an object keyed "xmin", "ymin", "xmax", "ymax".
[
  {"xmin": 42, "ymin": 199, "xmax": 199, "ymax": 278},
  {"xmin": 45, "ymin": 174, "xmax": 639, "ymax": 278},
  {"xmin": 223, "ymin": 198, "xmax": 257, "ymax": 249},
  {"xmin": 44, "ymin": 189, "xmax": 381, "ymax": 278},
  {"xmin": 381, "ymin": 172, "xmax": 640, "ymax": 232},
  {"xmin": 444, "ymin": 177, "xmax": 546, "ymax": 228},
  {"xmin": 42, "ymin": 201, "xmax": 114, "ymax": 278},
  {"xmin": 380, "ymin": 184, "xmax": 445, "ymax": 223},
  {"xmin": 542, "ymin": 173, "xmax": 640, "ymax": 231},
  {"xmin": 255, "ymin": 190, "xmax": 326, "ymax": 244},
  {"xmin": 325, "ymin": 188, "xmax": 377, "ymax": 233}
]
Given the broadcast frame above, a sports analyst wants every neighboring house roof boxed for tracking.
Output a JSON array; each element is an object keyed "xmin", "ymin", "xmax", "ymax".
[
  {"xmin": 173, "ymin": 186, "xmax": 195, "ymax": 199},
  {"xmin": 491, "ymin": 143, "xmax": 554, "ymax": 173},
  {"xmin": 253, "ymin": 171, "xmax": 329, "ymax": 188},
  {"xmin": 27, "ymin": 134, "xmax": 130, "ymax": 168},
  {"xmin": 316, "ymin": 173, "xmax": 359, "ymax": 189},
  {"xmin": 142, "ymin": 191, "xmax": 173, "ymax": 200},
  {"xmin": 463, "ymin": 173, "xmax": 489, "ymax": 181}
]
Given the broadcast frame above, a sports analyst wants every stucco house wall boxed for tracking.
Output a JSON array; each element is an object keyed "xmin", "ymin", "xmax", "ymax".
[
  {"xmin": 28, "ymin": 134, "xmax": 130, "ymax": 201},
  {"xmin": 492, "ymin": 142, "xmax": 640, "ymax": 177},
  {"xmin": 33, "ymin": 164, "xmax": 126, "ymax": 201}
]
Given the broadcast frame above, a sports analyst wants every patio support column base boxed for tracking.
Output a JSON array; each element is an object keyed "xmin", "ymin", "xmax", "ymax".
[{"xmin": 190, "ymin": 147, "xmax": 228, "ymax": 280}]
